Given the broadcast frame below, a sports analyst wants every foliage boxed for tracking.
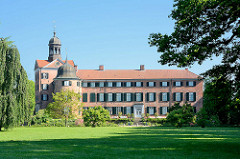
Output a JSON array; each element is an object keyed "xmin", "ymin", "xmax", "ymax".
[
  {"xmin": 196, "ymin": 107, "xmax": 221, "ymax": 128},
  {"xmin": 169, "ymin": 102, "xmax": 182, "ymax": 112},
  {"xmin": 83, "ymin": 106, "xmax": 110, "ymax": 127},
  {"xmin": 166, "ymin": 103, "xmax": 195, "ymax": 127},
  {"xmin": 149, "ymin": 0, "xmax": 240, "ymax": 125},
  {"xmin": 46, "ymin": 90, "xmax": 82, "ymax": 127},
  {"xmin": 0, "ymin": 38, "xmax": 34, "ymax": 131}
]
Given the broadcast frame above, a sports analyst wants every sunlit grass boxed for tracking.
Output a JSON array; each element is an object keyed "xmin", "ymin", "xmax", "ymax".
[{"xmin": 0, "ymin": 127, "xmax": 240, "ymax": 159}]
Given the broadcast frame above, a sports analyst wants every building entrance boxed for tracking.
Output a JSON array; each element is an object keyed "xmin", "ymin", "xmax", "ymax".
[{"xmin": 134, "ymin": 104, "xmax": 144, "ymax": 118}]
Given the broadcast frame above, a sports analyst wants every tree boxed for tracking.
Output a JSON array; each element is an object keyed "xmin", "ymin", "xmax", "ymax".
[
  {"xmin": 46, "ymin": 90, "xmax": 82, "ymax": 127},
  {"xmin": 0, "ymin": 37, "xmax": 33, "ymax": 131},
  {"xmin": 149, "ymin": 0, "xmax": 240, "ymax": 124},
  {"xmin": 83, "ymin": 106, "xmax": 110, "ymax": 127}
]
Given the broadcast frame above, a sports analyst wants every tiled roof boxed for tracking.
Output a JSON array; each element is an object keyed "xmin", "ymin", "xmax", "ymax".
[
  {"xmin": 77, "ymin": 69, "xmax": 201, "ymax": 80},
  {"xmin": 36, "ymin": 60, "xmax": 75, "ymax": 68}
]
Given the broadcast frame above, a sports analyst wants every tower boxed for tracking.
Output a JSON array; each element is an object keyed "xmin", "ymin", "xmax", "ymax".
[{"xmin": 48, "ymin": 32, "xmax": 62, "ymax": 62}]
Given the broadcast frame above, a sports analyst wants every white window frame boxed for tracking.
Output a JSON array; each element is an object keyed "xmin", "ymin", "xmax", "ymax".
[
  {"xmin": 189, "ymin": 81, "xmax": 194, "ymax": 87},
  {"xmin": 148, "ymin": 82, "xmax": 154, "ymax": 87},
  {"xmin": 116, "ymin": 107, "xmax": 122, "ymax": 114},
  {"xmin": 108, "ymin": 93, "xmax": 113, "ymax": 102},
  {"xmin": 64, "ymin": 81, "xmax": 70, "ymax": 86},
  {"xmin": 176, "ymin": 92, "xmax": 181, "ymax": 101},
  {"xmin": 106, "ymin": 107, "xmax": 112, "ymax": 114},
  {"xmin": 42, "ymin": 84, "xmax": 48, "ymax": 90},
  {"xmin": 149, "ymin": 107, "xmax": 154, "ymax": 115},
  {"xmin": 82, "ymin": 82, "xmax": 88, "ymax": 87},
  {"xmin": 162, "ymin": 82, "xmax": 168, "ymax": 87},
  {"xmin": 162, "ymin": 92, "xmax": 168, "ymax": 101},
  {"xmin": 126, "ymin": 93, "xmax": 131, "ymax": 102},
  {"xmin": 149, "ymin": 93, "xmax": 154, "ymax": 102},
  {"xmin": 126, "ymin": 107, "xmax": 131, "ymax": 114},
  {"xmin": 99, "ymin": 93, "xmax": 104, "ymax": 102},
  {"xmin": 90, "ymin": 82, "xmax": 95, "ymax": 87},
  {"xmin": 175, "ymin": 81, "xmax": 181, "ymax": 87},
  {"xmin": 136, "ymin": 93, "xmax": 142, "ymax": 102},
  {"xmin": 162, "ymin": 107, "xmax": 168, "ymax": 115},
  {"xmin": 116, "ymin": 93, "xmax": 122, "ymax": 102},
  {"xmin": 42, "ymin": 94, "xmax": 48, "ymax": 101},
  {"xmin": 99, "ymin": 82, "xmax": 104, "ymax": 87},
  {"xmin": 108, "ymin": 82, "xmax": 113, "ymax": 87},
  {"xmin": 189, "ymin": 92, "xmax": 194, "ymax": 101},
  {"xmin": 126, "ymin": 82, "xmax": 131, "ymax": 87},
  {"xmin": 116, "ymin": 82, "xmax": 121, "ymax": 87},
  {"xmin": 136, "ymin": 82, "xmax": 141, "ymax": 87}
]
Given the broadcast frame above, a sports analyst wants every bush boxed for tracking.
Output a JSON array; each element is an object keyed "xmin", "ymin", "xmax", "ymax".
[
  {"xmin": 166, "ymin": 103, "xmax": 195, "ymax": 127},
  {"xmin": 83, "ymin": 106, "xmax": 110, "ymax": 127},
  {"xmin": 196, "ymin": 108, "xmax": 221, "ymax": 128}
]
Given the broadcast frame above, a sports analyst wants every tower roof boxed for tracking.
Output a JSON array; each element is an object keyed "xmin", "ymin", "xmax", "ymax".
[
  {"xmin": 49, "ymin": 32, "xmax": 61, "ymax": 45},
  {"xmin": 55, "ymin": 60, "xmax": 79, "ymax": 79}
]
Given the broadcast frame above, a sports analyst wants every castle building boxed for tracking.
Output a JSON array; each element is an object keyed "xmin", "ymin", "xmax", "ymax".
[{"xmin": 35, "ymin": 32, "xmax": 203, "ymax": 117}]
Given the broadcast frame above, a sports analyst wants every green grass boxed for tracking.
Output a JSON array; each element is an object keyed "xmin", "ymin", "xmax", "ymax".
[{"xmin": 0, "ymin": 127, "xmax": 240, "ymax": 159}]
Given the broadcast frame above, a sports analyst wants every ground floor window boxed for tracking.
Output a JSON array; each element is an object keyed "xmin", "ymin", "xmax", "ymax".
[
  {"xmin": 160, "ymin": 107, "xmax": 168, "ymax": 115},
  {"xmin": 126, "ymin": 107, "xmax": 131, "ymax": 115}
]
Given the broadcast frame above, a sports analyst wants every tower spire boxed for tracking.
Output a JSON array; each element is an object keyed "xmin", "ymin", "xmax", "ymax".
[{"xmin": 65, "ymin": 48, "xmax": 68, "ymax": 63}]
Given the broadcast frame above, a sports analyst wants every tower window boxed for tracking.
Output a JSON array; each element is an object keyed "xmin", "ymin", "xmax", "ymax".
[
  {"xmin": 41, "ymin": 73, "xmax": 49, "ymax": 79},
  {"xmin": 42, "ymin": 84, "xmax": 48, "ymax": 90},
  {"xmin": 62, "ymin": 81, "xmax": 72, "ymax": 86}
]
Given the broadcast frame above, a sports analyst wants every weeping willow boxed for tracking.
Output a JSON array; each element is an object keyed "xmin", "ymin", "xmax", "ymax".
[{"xmin": 0, "ymin": 38, "xmax": 35, "ymax": 131}]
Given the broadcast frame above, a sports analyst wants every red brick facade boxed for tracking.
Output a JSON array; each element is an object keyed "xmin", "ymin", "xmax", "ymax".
[{"xmin": 34, "ymin": 33, "xmax": 203, "ymax": 117}]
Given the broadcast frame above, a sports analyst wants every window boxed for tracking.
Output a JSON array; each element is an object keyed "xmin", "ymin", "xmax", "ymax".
[
  {"xmin": 90, "ymin": 93, "xmax": 96, "ymax": 102},
  {"xmin": 149, "ymin": 107, "xmax": 154, "ymax": 115},
  {"xmin": 162, "ymin": 92, "xmax": 168, "ymax": 101},
  {"xmin": 126, "ymin": 93, "xmax": 131, "ymax": 102},
  {"xmin": 126, "ymin": 82, "xmax": 131, "ymax": 87},
  {"xmin": 90, "ymin": 82, "xmax": 95, "ymax": 87},
  {"xmin": 108, "ymin": 93, "xmax": 113, "ymax": 102},
  {"xmin": 116, "ymin": 107, "xmax": 122, "ymax": 114},
  {"xmin": 116, "ymin": 82, "xmax": 121, "ymax": 87},
  {"xmin": 175, "ymin": 81, "xmax": 182, "ymax": 87},
  {"xmin": 42, "ymin": 84, "xmax": 48, "ymax": 90},
  {"xmin": 62, "ymin": 81, "xmax": 72, "ymax": 86},
  {"xmin": 106, "ymin": 107, "xmax": 113, "ymax": 115},
  {"xmin": 116, "ymin": 93, "xmax": 122, "ymax": 102},
  {"xmin": 148, "ymin": 82, "xmax": 154, "ymax": 87},
  {"xmin": 82, "ymin": 93, "xmax": 87, "ymax": 102},
  {"xmin": 136, "ymin": 93, "xmax": 142, "ymax": 102},
  {"xmin": 41, "ymin": 73, "xmax": 48, "ymax": 79},
  {"xmin": 77, "ymin": 82, "xmax": 81, "ymax": 87},
  {"xmin": 82, "ymin": 82, "xmax": 88, "ymax": 87},
  {"xmin": 189, "ymin": 81, "xmax": 194, "ymax": 86},
  {"xmin": 136, "ymin": 82, "xmax": 142, "ymax": 87},
  {"xmin": 149, "ymin": 93, "xmax": 155, "ymax": 102},
  {"xmin": 176, "ymin": 92, "xmax": 182, "ymax": 101},
  {"xmin": 108, "ymin": 82, "xmax": 113, "ymax": 87},
  {"xmin": 189, "ymin": 92, "xmax": 194, "ymax": 101},
  {"xmin": 99, "ymin": 93, "xmax": 104, "ymax": 102},
  {"xmin": 99, "ymin": 82, "xmax": 104, "ymax": 87},
  {"xmin": 42, "ymin": 94, "xmax": 48, "ymax": 101},
  {"xmin": 160, "ymin": 107, "xmax": 168, "ymax": 115},
  {"xmin": 162, "ymin": 82, "xmax": 168, "ymax": 87},
  {"xmin": 126, "ymin": 107, "xmax": 131, "ymax": 114}
]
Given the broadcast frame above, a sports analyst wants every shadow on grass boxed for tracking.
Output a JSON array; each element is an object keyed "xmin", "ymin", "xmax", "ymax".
[{"xmin": 0, "ymin": 127, "xmax": 240, "ymax": 159}]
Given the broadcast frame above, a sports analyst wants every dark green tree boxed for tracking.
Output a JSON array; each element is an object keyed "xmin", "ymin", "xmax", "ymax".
[
  {"xmin": 149, "ymin": 0, "xmax": 240, "ymax": 124},
  {"xmin": 0, "ymin": 37, "xmax": 34, "ymax": 131}
]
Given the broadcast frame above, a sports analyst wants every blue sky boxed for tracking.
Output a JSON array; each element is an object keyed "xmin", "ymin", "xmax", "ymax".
[{"xmin": 0, "ymin": 0, "xmax": 222, "ymax": 81}]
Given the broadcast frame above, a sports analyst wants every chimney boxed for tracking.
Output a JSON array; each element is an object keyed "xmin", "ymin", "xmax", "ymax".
[
  {"xmin": 99, "ymin": 65, "xmax": 104, "ymax": 71},
  {"xmin": 74, "ymin": 65, "xmax": 78, "ymax": 71},
  {"xmin": 140, "ymin": 65, "xmax": 145, "ymax": 71}
]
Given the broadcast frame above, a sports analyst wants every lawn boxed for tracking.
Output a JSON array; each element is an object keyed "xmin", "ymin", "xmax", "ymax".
[{"xmin": 0, "ymin": 127, "xmax": 240, "ymax": 159}]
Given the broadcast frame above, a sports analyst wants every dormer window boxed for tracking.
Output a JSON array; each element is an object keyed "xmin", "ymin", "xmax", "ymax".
[{"xmin": 41, "ymin": 73, "xmax": 48, "ymax": 79}]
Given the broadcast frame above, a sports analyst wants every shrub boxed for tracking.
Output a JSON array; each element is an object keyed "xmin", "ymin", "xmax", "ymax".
[
  {"xmin": 167, "ymin": 103, "xmax": 195, "ymax": 127},
  {"xmin": 83, "ymin": 106, "xmax": 110, "ymax": 127}
]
